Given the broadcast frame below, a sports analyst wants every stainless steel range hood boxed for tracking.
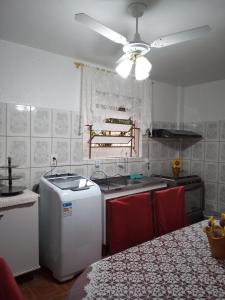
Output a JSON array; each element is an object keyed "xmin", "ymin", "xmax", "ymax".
[{"xmin": 150, "ymin": 128, "xmax": 202, "ymax": 139}]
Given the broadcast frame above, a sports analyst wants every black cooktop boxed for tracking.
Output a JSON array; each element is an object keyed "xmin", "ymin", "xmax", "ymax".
[{"xmin": 151, "ymin": 173, "xmax": 200, "ymax": 181}]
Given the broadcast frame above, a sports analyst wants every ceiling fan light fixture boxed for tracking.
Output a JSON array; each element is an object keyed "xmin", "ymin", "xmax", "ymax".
[
  {"xmin": 135, "ymin": 56, "xmax": 152, "ymax": 81},
  {"xmin": 115, "ymin": 57, "xmax": 133, "ymax": 78}
]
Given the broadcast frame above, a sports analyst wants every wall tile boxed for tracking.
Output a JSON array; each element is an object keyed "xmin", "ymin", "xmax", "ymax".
[
  {"xmin": 160, "ymin": 160, "xmax": 170, "ymax": 174},
  {"xmin": 102, "ymin": 163, "xmax": 117, "ymax": 177},
  {"xmin": 181, "ymin": 160, "xmax": 191, "ymax": 174},
  {"xmin": 152, "ymin": 121, "xmax": 161, "ymax": 128},
  {"xmin": 160, "ymin": 121, "xmax": 171, "ymax": 129},
  {"xmin": 30, "ymin": 167, "xmax": 49, "ymax": 187},
  {"xmin": 219, "ymin": 163, "xmax": 225, "ymax": 183},
  {"xmin": 170, "ymin": 122, "xmax": 177, "ymax": 129},
  {"xmin": 31, "ymin": 107, "xmax": 52, "ymax": 137},
  {"xmin": 180, "ymin": 141, "xmax": 192, "ymax": 159},
  {"xmin": 219, "ymin": 120, "xmax": 225, "ymax": 141},
  {"xmin": 191, "ymin": 142, "xmax": 205, "ymax": 161},
  {"xmin": 87, "ymin": 164, "xmax": 97, "ymax": 179},
  {"xmin": 150, "ymin": 161, "xmax": 161, "ymax": 174},
  {"xmin": 71, "ymin": 111, "xmax": 82, "ymax": 137},
  {"xmin": 52, "ymin": 138, "xmax": 70, "ymax": 165},
  {"xmin": 218, "ymin": 184, "xmax": 225, "ymax": 211},
  {"xmin": 70, "ymin": 165, "xmax": 88, "ymax": 177},
  {"xmin": 7, "ymin": 103, "xmax": 30, "ymax": 136},
  {"xmin": 52, "ymin": 109, "xmax": 71, "ymax": 138},
  {"xmin": 219, "ymin": 142, "xmax": 225, "ymax": 162},
  {"xmin": 31, "ymin": 138, "xmax": 51, "ymax": 167},
  {"xmin": 7, "ymin": 137, "xmax": 30, "ymax": 168},
  {"xmin": 204, "ymin": 182, "xmax": 218, "ymax": 211},
  {"xmin": 70, "ymin": 138, "xmax": 83, "ymax": 164},
  {"xmin": 142, "ymin": 138, "xmax": 149, "ymax": 160},
  {"xmin": 159, "ymin": 143, "xmax": 168, "ymax": 159},
  {"xmin": 204, "ymin": 162, "xmax": 218, "ymax": 182},
  {"xmin": 51, "ymin": 166, "xmax": 71, "ymax": 175},
  {"xmin": 205, "ymin": 182, "xmax": 218, "ymax": 202},
  {"xmin": 0, "ymin": 136, "xmax": 6, "ymax": 166},
  {"xmin": 191, "ymin": 161, "xmax": 204, "ymax": 178},
  {"xmin": 167, "ymin": 141, "xmax": 179, "ymax": 159},
  {"xmin": 193, "ymin": 122, "xmax": 206, "ymax": 138},
  {"xmin": 179, "ymin": 122, "xmax": 184, "ymax": 130},
  {"xmin": 205, "ymin": 142, "xmax": 219, "ymax": 162},
  {"xmin": 115, "ymin": 158, "xmax": 129, "ymax": 176},
  {"xmin": 128, "ymin": 162, "xmax": 144, "ymax": 175},
  {"xmin": 205, "ymin": 121, "xmax": 219, "ymax": 141},
  {"xmin": 149, "ymin": 140, "xmax": 161, "ymax": 160},
  {"xmin": 11, "ymin": 168, "xmax": 31, "ymax": 189},
  {"xmin": 0, "ymin": 103, "xmax": 6, "ymax": 136}
]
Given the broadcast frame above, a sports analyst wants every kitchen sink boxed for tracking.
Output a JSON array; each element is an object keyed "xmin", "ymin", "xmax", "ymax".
[{"xmin": 92, "ymin": 175, "xmax": 162, "ymax": 193}]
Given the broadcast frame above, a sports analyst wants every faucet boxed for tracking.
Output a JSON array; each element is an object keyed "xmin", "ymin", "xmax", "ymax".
[{"xmin": 120, "ymin": 149, "xmax": 128, "ymax": 174}]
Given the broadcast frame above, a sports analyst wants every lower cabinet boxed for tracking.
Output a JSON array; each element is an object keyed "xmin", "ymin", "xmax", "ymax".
[
  {"xmin": 106, "ymin": 192, "xmax": 154, "ymax": 255},
  {"xmin": 0, "ymin": 201, "xmax": 39, "ymax": 276}
]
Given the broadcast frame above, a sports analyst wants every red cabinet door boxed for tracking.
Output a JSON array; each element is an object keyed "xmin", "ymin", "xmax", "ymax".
[
  {"xmin": 153, "ymin": 186, "xmax": 186, "ymax": 236},
  {"xmin": 106, "ymin": 192, "xmax": 154, "ymax": 255}
]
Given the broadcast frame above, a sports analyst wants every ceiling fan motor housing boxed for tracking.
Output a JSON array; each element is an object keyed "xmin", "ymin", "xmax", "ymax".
[{"xmin": 123, "ymin": 41, "xmax": 150, "ymax": 56}]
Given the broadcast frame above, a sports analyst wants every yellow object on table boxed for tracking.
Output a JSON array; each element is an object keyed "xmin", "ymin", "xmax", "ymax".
[{"xmin": 204, "ymin": 214, "xmax": 225, "ymax": 259}]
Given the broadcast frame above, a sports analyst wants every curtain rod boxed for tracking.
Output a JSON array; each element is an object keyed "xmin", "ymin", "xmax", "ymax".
[
  {"xmin": 74, "ymin": 61, "xmax": 114, "ymax": 74},
  {"xmin": 74, "ymin": 61, "xmax": 152, "ymax": 82}
]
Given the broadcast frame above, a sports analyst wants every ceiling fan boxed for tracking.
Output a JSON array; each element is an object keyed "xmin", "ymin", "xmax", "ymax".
[{"xmin": 75, "ymin": 2, "xmax": 210, "ymax": 80}]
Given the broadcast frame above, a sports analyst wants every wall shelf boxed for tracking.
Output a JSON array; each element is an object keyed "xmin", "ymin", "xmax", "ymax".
[{"xmin": 87, "ymin": 120, "xmax": 139, "ymax": 159}]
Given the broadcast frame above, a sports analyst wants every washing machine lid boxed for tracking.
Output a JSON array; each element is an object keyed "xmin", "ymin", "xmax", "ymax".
[{"xmin": 48, "ymin": 175, "xmax": 94, "ymax": 191}]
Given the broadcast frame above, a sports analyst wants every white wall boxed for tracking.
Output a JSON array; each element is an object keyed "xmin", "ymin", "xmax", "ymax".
[
  {"xmin": 0, "ymin": 39, "xmax": 178, "ymax": 121},
  {"xmin": 182, "ymin": 79, "xmax": 225, "ymax": 122},
  {"xmin": 0, "ymin": 40, "xmax": 80, "ymax": 111},
  {"xmin": 152, "ymin": 81, "xmax": 179, "ymax": 123}
]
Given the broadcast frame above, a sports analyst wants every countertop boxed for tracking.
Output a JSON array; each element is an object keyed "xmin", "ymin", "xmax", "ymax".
[
  {"xmin": 0, "ymin": 189, "xmax": 38, "ymax": 209},
  {"xmin": 97, "ymin": 176, "xmax": 167, "ymax": 200}
]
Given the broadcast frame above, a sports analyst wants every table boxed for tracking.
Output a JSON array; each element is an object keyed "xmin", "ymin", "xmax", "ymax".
[{"xmin": 67, "ymin": 221, "xmax": 225, "ymax": 299}]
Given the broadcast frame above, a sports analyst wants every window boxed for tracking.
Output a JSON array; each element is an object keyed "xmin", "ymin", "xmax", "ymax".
[{"xmin": 81, "ymin": 66, "xmax": 152, "ymax": 160}]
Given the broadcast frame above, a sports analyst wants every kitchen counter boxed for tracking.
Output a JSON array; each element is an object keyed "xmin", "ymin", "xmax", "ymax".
[
  {"xmin": 0, "ymin": 189, "xmax": 38, "ymax": 209},
  {"xmin": 94, "ymin": 176, "xmax": 167, "ymax": 200}
]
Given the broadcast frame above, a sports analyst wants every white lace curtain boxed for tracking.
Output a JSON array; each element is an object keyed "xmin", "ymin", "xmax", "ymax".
[{"xmin": 80, "ymin": 65, "xmax": 152, "ymax": 135}]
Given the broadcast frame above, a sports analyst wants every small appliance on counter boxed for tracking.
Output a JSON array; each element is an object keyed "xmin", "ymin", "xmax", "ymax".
[
  {"xmin": 151, "ymin": 172, "xmax": 204, "ymax": 225},
  {"xmin": 0, "ymin": 157, "xmax": 25, "ymax": 196},
  {"xmin": 39, "ymin": 173, "xmax": 102, "ymax": 282}
]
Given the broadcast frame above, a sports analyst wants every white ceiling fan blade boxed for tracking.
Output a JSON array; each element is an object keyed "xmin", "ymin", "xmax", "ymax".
[
  {"xmin": 75, "ymin": 13, "xmax": 127, "ymax": 46},
  {"xmin": 151, "ymin": 25, "xmax": 211, "ymax": 48}
]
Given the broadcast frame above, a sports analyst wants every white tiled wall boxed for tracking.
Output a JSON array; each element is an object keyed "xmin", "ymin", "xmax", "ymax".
[
  {"xmin": 0, "ymin": 102, "xmax": 147, "ymax": 190},
  {"xmin": 180, "ymin": 121, "xmax": 225, "ymax": 212}
]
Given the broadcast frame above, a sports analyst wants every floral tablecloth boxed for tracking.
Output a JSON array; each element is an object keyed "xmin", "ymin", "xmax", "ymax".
[{"xmin": 67, "ymin": 221, "xmax": 225, "ymax": 299}]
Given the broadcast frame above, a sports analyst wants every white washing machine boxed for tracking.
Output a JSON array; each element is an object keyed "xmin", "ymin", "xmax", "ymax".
[{"xmin": 39, "ymin": 173, "xmax": 102, "ymax": 282}]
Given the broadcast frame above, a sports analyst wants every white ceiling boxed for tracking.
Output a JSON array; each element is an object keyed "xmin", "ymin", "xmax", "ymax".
[{"xmin": 0, "ymin": 0, "xmax": 225, "ymax": 86}]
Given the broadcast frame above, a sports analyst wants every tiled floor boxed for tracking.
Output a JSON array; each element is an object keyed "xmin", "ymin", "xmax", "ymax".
[{"xmin": 17, "ymin": 268, "xmax": 77, "ymax": 300}]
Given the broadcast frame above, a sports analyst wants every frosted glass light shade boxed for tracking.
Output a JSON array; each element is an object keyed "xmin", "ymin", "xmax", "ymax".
[
  {"xmin": 135, "ymin": 56, "xmax": 152, "ymax": 80},
  {"xmin": 116, "ymin": 58, "xmax": 133, "ymax": 78}
]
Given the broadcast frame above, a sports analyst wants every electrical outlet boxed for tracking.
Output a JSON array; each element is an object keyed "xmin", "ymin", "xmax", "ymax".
[{"xmin": 50, "ymin": 154, "xmax": 57, "ymax": 166}]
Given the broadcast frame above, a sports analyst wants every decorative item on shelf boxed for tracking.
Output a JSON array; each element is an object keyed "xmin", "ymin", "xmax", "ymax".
[
  {"xmin": 204, "ymin": 214, "xmax": 225, "ymax": 259},
  {"xmin": 105, "ymin": 118, "xmax": 133, "ymax": 125},
  {"xmin": 98, "ymin": 143, "xmax": 112, "ymax": 147},
  {"xmin": 171, "ymin": 159, "xmax": 181, "ymax": 177},
  {"xmin": 0, "ymin": 157, "xmax": 25, "ymax": 196},
  {"xmin": 118, "ymin": 106, "xmax": 126, "ymax": 112}
]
